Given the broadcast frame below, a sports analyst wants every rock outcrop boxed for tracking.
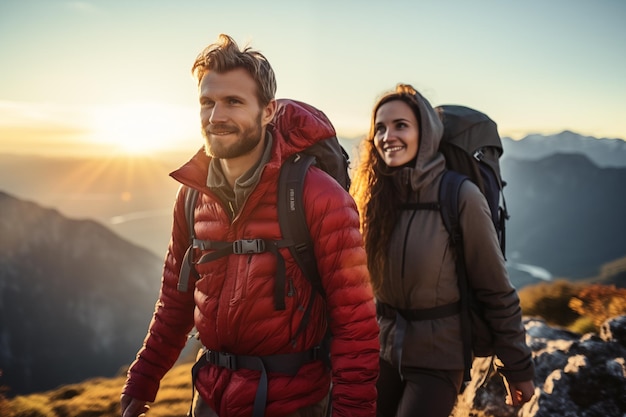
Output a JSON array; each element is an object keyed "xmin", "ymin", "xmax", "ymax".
[{"xmin": 452, "ymin": 316, "xmax": 626, "ymax": 417}]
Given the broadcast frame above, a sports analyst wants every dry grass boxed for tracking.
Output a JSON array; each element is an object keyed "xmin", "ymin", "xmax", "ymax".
[{"xmin": 2, "ymin": 362, "xmax": 194, "ymax": 417}]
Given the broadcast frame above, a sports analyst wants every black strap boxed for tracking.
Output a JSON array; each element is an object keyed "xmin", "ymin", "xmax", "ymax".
[
  {"xmin": 378, "ymin": 299, "xmax": 462, "ymax": 380},
  {"xmin": 176, "ymin": 187, "xmax": 289, "ymax": 310},
  {"xmin": 278, "ymin": 153, "xmax": 331, "ymax": 354},
  {"xmin": 178, "ymin": 187, "xmax": 200, "ymax": 292},
  {"xmin": 178, "ymin": 245, "xmax": 199, "ymax": 292},
  {"xmin": 377, "ymin": 301, "xmax": 461, "ymax": 321},
  {"xmin": 393, "ymin": 312, "xmax": 407, "ymax": 380},
  {"xmin": 278, "ymin": 153, "xmax": 325, "ymax": 297},
  {"xmin": 196, "ymin": 348, "xmax": 319, "ymax": 374},
  {"xmin": 177, "ymin": 155, "xmax": 326, "ymax": 315},
  {"xmin": 193, "ymin": 238, "xmax": 288, "ymax": 311},
  {"xmin": 190, "ymin": 348, "xmax": 320, "ymax": 417},
  {"xmin": 398, "ymin": 202, "xmax": 440, "ymax": 211},
  {"xmin": 439, "ymin": 170, "xmax": 473, "ymax": 382}
]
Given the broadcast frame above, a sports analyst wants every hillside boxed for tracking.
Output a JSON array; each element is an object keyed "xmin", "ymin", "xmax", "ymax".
[
  {"xmin": 0, "ymin": 192, "xmax": 164, "ymax": 396},
  {"xmin": 0, "ymin": 362, "xmax": 194, "ymax": 417},
  {"xmin": 503, "ymin": 153, "xmax": 626, "ymax": 279}
]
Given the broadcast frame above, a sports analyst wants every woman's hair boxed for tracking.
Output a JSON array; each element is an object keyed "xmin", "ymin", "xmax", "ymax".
[
  {"xmin": 350, "ymin": 84, "xmax": 422, "ymax": 294},
  {"xmin": 191, "ymin": 34, "xmax": 277, "ymax": 107}
]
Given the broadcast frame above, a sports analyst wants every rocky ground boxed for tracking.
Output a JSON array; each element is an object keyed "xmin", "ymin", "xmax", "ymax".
[{"xmin": 451, "ymin": 315, "xmax": 626, "ymax": 417}]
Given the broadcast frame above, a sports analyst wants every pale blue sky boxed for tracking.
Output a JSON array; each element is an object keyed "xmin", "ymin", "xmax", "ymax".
[{"xmin": 0, "ymin": 0, "xmax": 624, "ymax": 156}]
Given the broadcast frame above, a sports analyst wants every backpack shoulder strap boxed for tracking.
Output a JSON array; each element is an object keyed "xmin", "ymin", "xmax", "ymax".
[
  {"xmin": 184, "ymin": 186, "xmax": 199, "ymax": 239},
  {"xmin": 278, "ymin": 153, "xmax": 332, "ymax": 354},
  {"xmin": 438, "ymin": 170, "xmax": 467, "ymax": 244},
  {"xmin": 277, "ymin": 153, "xmax": 325, "ymax": 297},
  {"xmin": 439, "ymin": 170, "xmax": 473, "ymax": 382},
  {"xmin": 178, "ymin": 186, "xmax": 200, "ymax": 292}
]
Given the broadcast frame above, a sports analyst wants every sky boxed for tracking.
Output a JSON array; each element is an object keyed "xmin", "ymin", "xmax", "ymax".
[{"xmin": 1, "ymin": 0, "xmax": 625, "ymax": 157}]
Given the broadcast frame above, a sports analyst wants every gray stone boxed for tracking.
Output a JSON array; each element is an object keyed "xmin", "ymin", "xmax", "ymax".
[{"xmin": 450, "ymin": 315, "xmax": 626, "ymax": 417}]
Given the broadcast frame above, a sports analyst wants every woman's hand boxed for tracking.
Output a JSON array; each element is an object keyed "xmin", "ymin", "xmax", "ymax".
[{"xmin": 504, "ymin": 379, "xmax": 535, "ymax": 406}]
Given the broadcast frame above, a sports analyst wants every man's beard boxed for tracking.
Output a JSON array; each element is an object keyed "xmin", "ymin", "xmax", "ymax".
[{"xmin": 202, "ymin": 113, "xmax": 263, "ymax": 159}]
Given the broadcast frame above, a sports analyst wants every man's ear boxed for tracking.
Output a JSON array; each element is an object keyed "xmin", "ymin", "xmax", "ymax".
[{"xmin": 261, "ymin": 99, "xmax": 277, "ymax": 126}]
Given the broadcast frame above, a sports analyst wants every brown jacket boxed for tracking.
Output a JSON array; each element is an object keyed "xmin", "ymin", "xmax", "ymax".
[{"xmin": 376, "ymin": 93, "xmax": 534, "ymax": 383}]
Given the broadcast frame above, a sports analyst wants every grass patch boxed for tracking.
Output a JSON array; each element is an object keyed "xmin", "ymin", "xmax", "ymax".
[{"xmin": 3, "ymin": 363, "xmax": 193, "ymax": 417}]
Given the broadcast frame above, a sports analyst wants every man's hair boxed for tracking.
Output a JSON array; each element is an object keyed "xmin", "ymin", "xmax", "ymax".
[{"xmin": 191, "ymin": 34, "xmax": 277, "ymax": 107}]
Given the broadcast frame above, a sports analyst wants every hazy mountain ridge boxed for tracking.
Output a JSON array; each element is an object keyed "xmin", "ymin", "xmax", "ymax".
[
  {"xmin": 503, "ymin": 152, "xmax": 626, "ymax": 280},
  {"xmin": 0, "ymin": 152, "xmax": 183, "ymax": 259},
  {"xmin": 0, "ymin": 191, "xmax": 163, "ymax": 395},
  {"xmin": 502, "ymin": 130, "xmax": 626, "ymax": 167}
]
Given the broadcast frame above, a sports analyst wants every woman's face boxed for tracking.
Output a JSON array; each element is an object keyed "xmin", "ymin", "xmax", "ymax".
[{"xmin": 373, "ymin": 100, "xmax": 419, "ymax": 167}]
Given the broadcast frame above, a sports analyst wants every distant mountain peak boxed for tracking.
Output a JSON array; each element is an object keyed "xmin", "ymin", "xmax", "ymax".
[
  {"xmin": 502, "ymin": 131, "xmax": 626, "ymax": 168},
  {"xmin": 538, "ymin": 152, "xmax": 598, "ymax": 169}
]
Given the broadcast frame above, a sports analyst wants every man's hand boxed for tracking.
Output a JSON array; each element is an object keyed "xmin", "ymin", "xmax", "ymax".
[
  {"xmin": 120, "ymin": 394, "xmax": 150, "ymax": 417},
  {"xmin": 504, "ymin": 379, "xmax": 535, "ymax": 406}
]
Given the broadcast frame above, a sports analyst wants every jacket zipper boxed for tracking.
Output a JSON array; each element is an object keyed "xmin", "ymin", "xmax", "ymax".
[{"xmin": 401, "ymin": 210, "xmax": 418, "ymax": 282}]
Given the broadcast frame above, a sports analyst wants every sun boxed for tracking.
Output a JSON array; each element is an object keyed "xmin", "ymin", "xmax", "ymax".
[{"xmin": 89, "ymin": 102, "xmax": 198, "ymax": 155}]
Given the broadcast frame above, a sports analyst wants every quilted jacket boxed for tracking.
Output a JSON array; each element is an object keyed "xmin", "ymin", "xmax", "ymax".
[{"xmin": 122, "ymin": 100, "xmax": 379, "ymax": 417}]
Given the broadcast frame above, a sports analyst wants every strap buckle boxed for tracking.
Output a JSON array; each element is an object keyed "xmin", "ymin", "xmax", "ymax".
[
  {"xmin": 233, "ymin": 239, "xmax": 266, "ymax": 254},
  {"xmin": 207, "ymin": 350, "xmax": 238, "ymax": 370},
  {"xmin": 473, "ymin": 148, "xmax": 485, "ymax": 161}
]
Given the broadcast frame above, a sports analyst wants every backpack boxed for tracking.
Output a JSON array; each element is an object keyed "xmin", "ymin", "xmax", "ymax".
[
  {"xmin": 436, "ymin": 104, "xmax": 508, "ymax": 255},
  {"xmin": 436, "ymin": 105, "xmax": 508, "ymax": 381},
  {"xmin": 176, "ymin": 99, "xmax": 350, "ymax": 343}
]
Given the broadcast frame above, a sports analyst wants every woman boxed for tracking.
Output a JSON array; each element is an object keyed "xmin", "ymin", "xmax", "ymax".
[{"xmin": 350, "ymin": 84, "xmax": 535, "ymax": 417}]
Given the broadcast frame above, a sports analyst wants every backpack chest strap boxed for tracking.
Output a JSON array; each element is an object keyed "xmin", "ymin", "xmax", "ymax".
[{"xmin": 180, "ymin": 238, "xmax": 291, "ymax": 311}]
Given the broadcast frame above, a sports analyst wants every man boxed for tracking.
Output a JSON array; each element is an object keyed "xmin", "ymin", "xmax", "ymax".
[{"xmin": 120, "ymin": 34, "xmax": 379, "ymax": 417}]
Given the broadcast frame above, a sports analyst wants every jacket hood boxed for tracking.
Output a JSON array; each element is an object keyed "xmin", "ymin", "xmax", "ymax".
[
  {"xmin": 269, "ymin": 98, "xmax": 337, "ymax": 158},
  {"xmin": 393, "ymin": 91, "xmax": 446, "ymax": 199},
  {"xmin": 170, "ymin": 98, "xmax": 337, "ymax": 190}
]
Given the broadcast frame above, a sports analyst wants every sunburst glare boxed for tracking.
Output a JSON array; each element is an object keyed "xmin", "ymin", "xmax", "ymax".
[{"xmin": 89, "ymin": 102, "xmax": 197, "ymax": 155}]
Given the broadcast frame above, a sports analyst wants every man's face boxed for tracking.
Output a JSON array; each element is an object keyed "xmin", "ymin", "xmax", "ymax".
[{"xmin": 199, "ymin": 68, "xmax": 273, "ymax": 159}]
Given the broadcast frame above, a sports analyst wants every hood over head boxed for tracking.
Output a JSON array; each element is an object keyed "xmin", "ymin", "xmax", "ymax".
[{"xmin": 392, "ymin": 90, "xmax": 446, "ymax": 196}]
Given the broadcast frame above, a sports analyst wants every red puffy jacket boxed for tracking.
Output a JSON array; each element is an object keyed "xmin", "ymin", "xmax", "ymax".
[{"xmin": 122, "ymin": 100, "xmax": 379, "ymax": 417}]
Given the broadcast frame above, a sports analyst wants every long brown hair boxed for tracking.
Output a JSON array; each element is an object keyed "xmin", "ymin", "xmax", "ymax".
[{"xmin": 350, "ymin": 84, "xmax": 422, "ymax": 294}]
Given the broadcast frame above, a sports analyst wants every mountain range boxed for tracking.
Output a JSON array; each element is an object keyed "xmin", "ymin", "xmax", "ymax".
[
  {"xmin": 501, "ymin": 130, "xmax": 626, "ymax": 167},
  {"xmin": 0, "ymin": 192, "xmax": 162, "ymax": 395},
  {"xmin": 0, "ymin": 130, "xmax": 625, "ymax": 395}
]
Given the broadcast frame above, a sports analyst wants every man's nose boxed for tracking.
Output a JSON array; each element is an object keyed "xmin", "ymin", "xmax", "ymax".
[{"xmin": 209, "ymin": 104, "xmax": 227, "ymax": 124}]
